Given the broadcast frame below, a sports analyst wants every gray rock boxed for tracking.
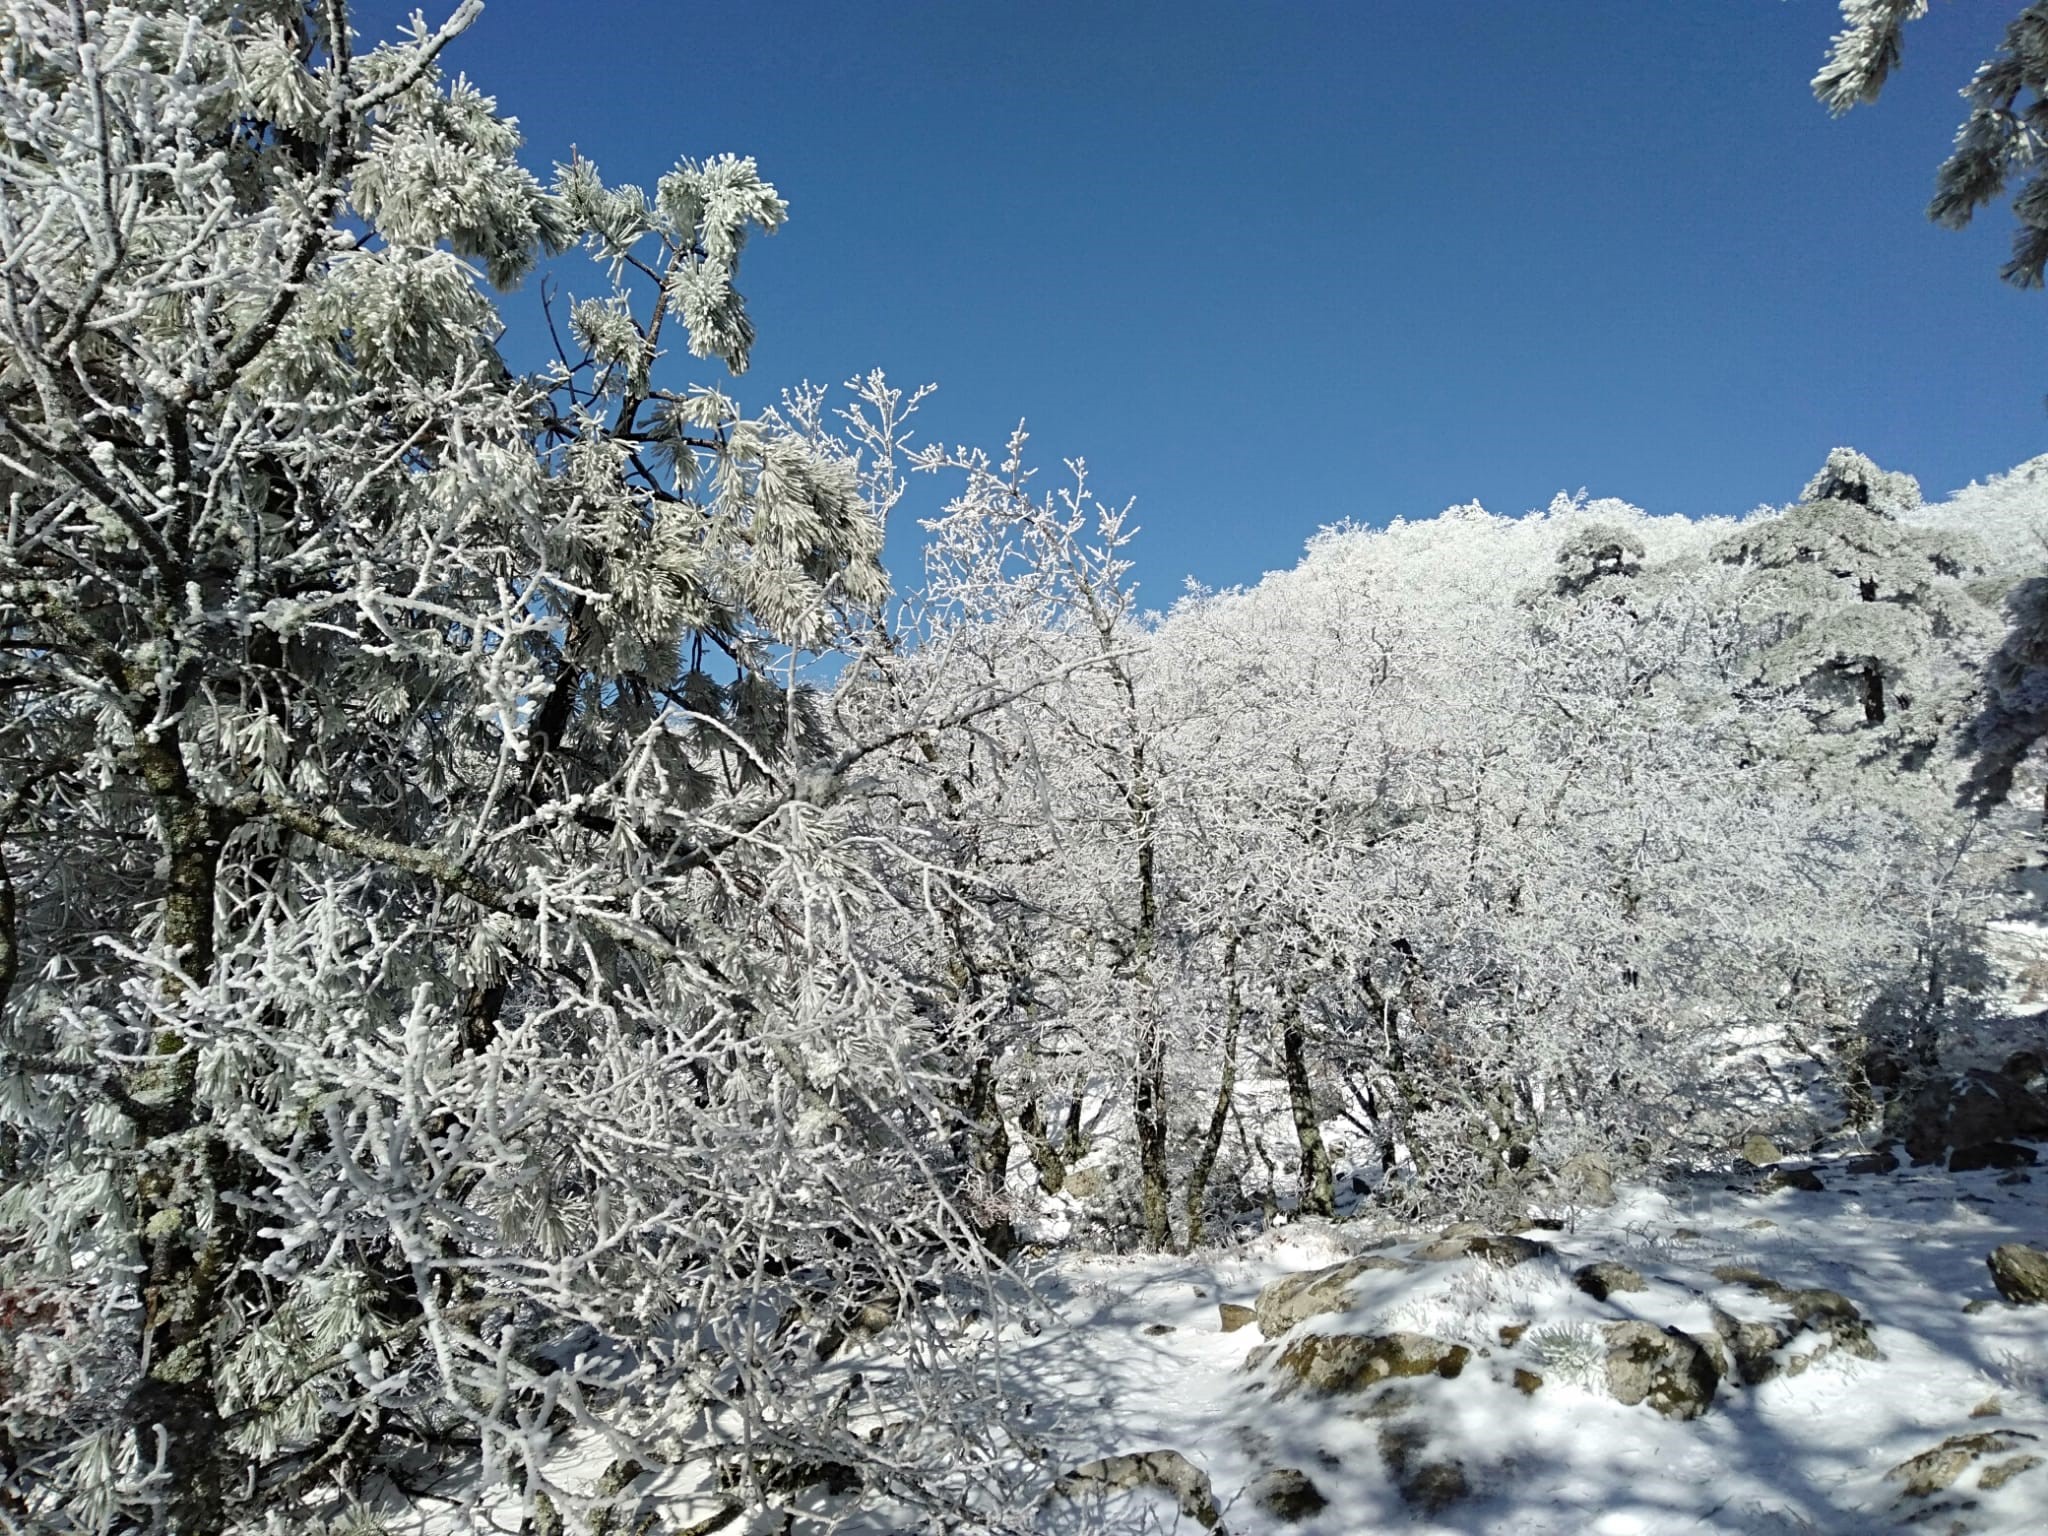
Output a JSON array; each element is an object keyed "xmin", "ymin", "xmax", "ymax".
[
  {"xmin": 1052, "ymin": 1449, "xmax": 1220, "ymax": 1529},
  {"xmin": 1252, "ymin": 1256, "xmax": 1411, "ymax": 1339},
  {"xmin": 1272, "ymin": 1331, "xmax": 1470, "ymax": 1396},
  {"xmin": 1573, "ymin": 1261, "xmax": 1646, "ymax": 1302},
  {"xmin": 1988, "ymin": 1243, "xmax": 2048, "ymax": 1305},
  {"xmin": 1601, "ymin": 1321, "xmax": 1719, "ymax": 1419},
  {"xmin": 1218, "ymin": 1302, "xmax": 1256, "ymax": 1334},
  {"xmin": 1846, "ymin": 1150, "xmax": 1900, "ymax": 1175},
  {"xmin": 1245, "ymin": 1467, "xmax": 1327, "ymax": 1522}
]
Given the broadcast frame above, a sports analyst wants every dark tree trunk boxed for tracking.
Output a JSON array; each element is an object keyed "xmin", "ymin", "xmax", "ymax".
[
  {"xmin": 126, "ymin": 730, "xmax": 238, "ymax": 1536},
  {"xmin": 1279, "ymin": 988, "xmax": 1335, "ymax": 1218},
  {"xmin": 1182, "ymin": 932, "xmax": 1243, "ymax": 1249}
]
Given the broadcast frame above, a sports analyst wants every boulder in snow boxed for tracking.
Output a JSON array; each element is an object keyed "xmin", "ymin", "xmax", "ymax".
[
  {"xmin": 1272, "ymin": 1331, "xmax": 1469, "ymax": 1396},
  {"xmin": 1252, "ymin": 1255, "xmax": 1411, "ymax": 1338},
  {"xmin": 1601, "ymin": 1321, "xmax": 1719, "ymax": 1419}
]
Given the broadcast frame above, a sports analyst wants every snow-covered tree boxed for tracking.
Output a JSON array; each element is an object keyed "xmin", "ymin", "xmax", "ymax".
[
  {"xmin": 0, "ymin": 7, "xmax": 1026, "ymax": 1532},
  {"xmin": 1713, "ymin": 449, "xmax": 1990, "ymax": 754}
]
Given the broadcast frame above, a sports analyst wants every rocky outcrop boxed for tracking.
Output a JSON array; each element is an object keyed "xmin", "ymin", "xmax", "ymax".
[
  {"xmin": 1987, "ymin": 1243, "xmax": 2048, "ymax": 1305},
  {"xmin": 1601, "ymin": 1322, "xmax": 1719, "ymax": 1419},
  {"xmin": 1252, "ymin": 1256, "xmax": 1411, "ymax": 1338},
  {"xmin": 1272, "ymin": 1331, "xmax": 1469, "ymax": 1396},
  {"xmin": 1051, "ymin": 1449, "xmax": 1220, "ymax": 1529}
]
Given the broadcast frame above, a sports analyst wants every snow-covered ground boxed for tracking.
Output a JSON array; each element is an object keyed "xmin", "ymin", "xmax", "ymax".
[{"xmin": 1014, "ymin": 1154, "xmax": 2048, "ymax": 1534}]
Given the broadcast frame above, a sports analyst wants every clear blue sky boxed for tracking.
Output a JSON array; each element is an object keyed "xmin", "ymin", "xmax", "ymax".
[{"xmin": 358, "ymin": 0, "xmax": 2042, "ymax": 597}]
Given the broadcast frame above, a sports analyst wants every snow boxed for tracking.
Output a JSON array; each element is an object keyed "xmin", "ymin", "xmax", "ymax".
[{"xmin": 1005, "ymin": 1156, "xmax": 2048, "ymax": 1534}]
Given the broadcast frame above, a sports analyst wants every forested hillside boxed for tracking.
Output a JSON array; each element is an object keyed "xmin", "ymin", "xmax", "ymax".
[{"xmin": 1, "ymin": 4, "xmax": 2044, "ymax": 1534}]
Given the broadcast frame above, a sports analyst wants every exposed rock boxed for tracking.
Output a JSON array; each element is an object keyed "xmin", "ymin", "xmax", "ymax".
[
  {"xmin": 1847, "ymin": 1150, "xmax": 1900, "ymax": 1175},
  {"xmin": 1886, "ymin": 1431, "xmax": 2039, "ymax": 1498},
  {"xmin": 1512, "ymin": 1368, "xmax": 1543, "ymax": 1395},
  {"xmin": 1761, "ymin": 1165, "xmax": 1826, "ymax": 1193},
  {"xmin": 1245, "ymin": 1467, "xmax": 1327, "ymax": 1522},
  {"xmin": 1747, "ymin": 1217, "xmax": 1778, "ymax": 1229},
  {"xmin": 1987, "ymin": 1243, "xmax": 2048, "ymax": 1305},
  {"xmin": 1252, "ymin": 1256, "xmax": 1411, "ymax": 1339},
  {"xmin": 1949, "ymin": 1140, "xmax": 2038, "ymax": 1172},
  {"xmin": 1979, "ymin": 1454, "xmax": 2043, "ymax": 1491},
  {"xmin": 1574, "ymin": 1261, "xmax": 1646, "ymax": 1302},
  {"xmin": 1601, "ymin": 1322, "xmax": 1719, "ymax": 1419},
  {"xmin": 1498, "ymin": 1322, "xmax": 1529, "ymax": 1347},
  {"xmin": 1141, "ymin": 1323, "xmax": 1174, "ymax": 1336},
  {"xmin": 1998, "ymin": 1170, "xmax": 2033, "ymax": 1186},
  {"xmin": 2002, "ymin": 1049, "xmax": 2046, "ymax": 1085},
  {"xmin": 1273, "ymin": 1331, "xmax": 1469, "ymax": 1396},
  {"xmin": 1710, "ymin": 1305, "xmax": 1798, "ymax": 1386},
  {"xmin": 1377, "ymin": 1425, "xmax": 1468, "ymax": 1513},
  {"xmin": 1218, "ymin": 1303, "xmax": 1256, "ymax": 1334},
  {"xmin": 1971, "ymin": 1396, "xmax": 2004, "ymax": 1419},
  {"xmin": 1708, "ymin": 1270, "xmax": 1880, "ymax": 1379},
  {"xmin": 1741, "ymin": 1133, "xmax": 1784, "ymax": 1166},
  {"xmin": 1052, "ymin": 1449, "xmax": 1220, "ymax": 1529},
  {"xmin": 1440, "ymin": 1220, "xmax": 1490, "ymax": 1238}
]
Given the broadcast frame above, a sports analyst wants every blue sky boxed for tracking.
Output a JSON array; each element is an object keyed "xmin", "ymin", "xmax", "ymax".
[{"xmin": 361, "ymin": 1, "xmax": 2043, "ymax": 598}]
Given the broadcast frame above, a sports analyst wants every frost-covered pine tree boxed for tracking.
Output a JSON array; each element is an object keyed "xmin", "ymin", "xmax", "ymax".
[
  {"xmin": 1714, "ymin": 449, "xmax": 1990, "ymax": 755},
  {"xmin": 1817, "ymin": 1, "xmax": 2048, "ymax": 288},
  {"xmin": 0, "ymin": 6, "xmax": 1025, "ymax": 1532}
]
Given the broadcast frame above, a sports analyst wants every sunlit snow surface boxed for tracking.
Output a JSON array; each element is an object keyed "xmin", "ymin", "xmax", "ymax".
[{"xmin": 1016, "ymin": 1160, "xmax": 2047, "ymax": 1534}]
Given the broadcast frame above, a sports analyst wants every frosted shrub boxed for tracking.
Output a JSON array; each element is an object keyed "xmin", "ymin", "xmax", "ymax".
[{"xmin": 1532, "ymin": 1324, "xmax": 1609, "ymax": 1389}]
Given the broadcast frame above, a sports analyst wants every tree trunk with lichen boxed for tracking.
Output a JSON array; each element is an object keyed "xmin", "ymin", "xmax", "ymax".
[{"xmin": 124, "ymin": 728, "xmax": 237, "ymax": 1536}]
